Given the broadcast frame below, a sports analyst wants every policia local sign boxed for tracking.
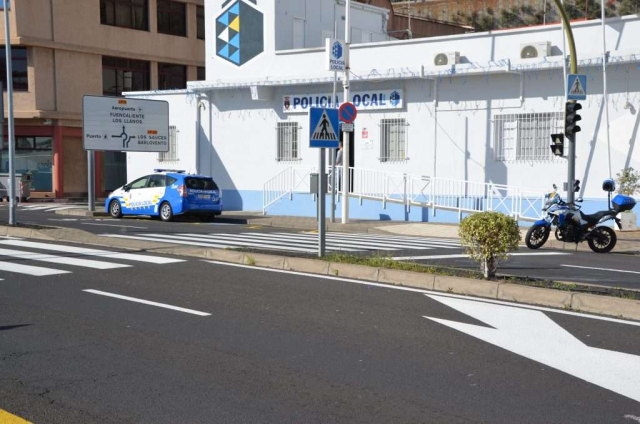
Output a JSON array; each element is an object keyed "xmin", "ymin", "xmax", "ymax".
[
  {"xmin": 283, "ymin": 89, "xmax": 404, "ymax": 114},
  {"xmin": 83, "ymin": 96, "xmax": 170, "ymax": 152}
]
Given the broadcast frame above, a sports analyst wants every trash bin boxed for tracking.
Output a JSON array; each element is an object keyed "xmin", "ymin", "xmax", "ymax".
[{"xmin": 0, "ymin": 173, "xmax": 31, "ymax": 202}]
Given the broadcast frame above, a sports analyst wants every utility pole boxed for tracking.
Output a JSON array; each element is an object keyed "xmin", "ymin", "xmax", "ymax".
[
  {"xmin": 341, "ymin": 0, "xmax": 351, "ymax": 224},
  {"xmin": 3, "ymin": 1, "xmax": 16, "ymax": 225},
  {"xmin": 330, "ymin": 21, "xmax": 338, "ymax": 223},
  {"xmin": 552, "ymin": 0, "xmax": 579, "ymax": 205}
]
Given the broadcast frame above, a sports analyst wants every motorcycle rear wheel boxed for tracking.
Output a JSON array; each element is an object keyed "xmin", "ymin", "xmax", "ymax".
[
  {"xmin": 587, "ymin": 226, "xmax": 617, "ymax": 253},
  {"xmin": 525, "ymin": 225, "xmax": 550, "ymax": 250}
]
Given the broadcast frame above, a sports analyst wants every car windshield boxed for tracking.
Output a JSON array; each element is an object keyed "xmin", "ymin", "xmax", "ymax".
[{"xmin": 185, "ymin": 177, "xmax": 218, "ymax": 191}]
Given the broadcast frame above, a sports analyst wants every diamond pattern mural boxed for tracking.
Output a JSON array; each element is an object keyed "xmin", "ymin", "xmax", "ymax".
[{"xmin": 216, "ymin": 0, "xmax": 263, "ymax": 66}]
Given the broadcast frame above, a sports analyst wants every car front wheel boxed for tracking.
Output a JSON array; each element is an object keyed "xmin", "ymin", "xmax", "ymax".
[{"xmin": 109, "ymin": 200, "xmax": 123, "ymax": 219}]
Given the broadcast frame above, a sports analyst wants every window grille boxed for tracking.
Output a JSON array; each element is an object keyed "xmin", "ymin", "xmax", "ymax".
[
  {"xmin": 276, "ymin": 122, "xmax": 300, "ymax": 162},
  {"xmin": 158, "ymin": 126, "xmax": 178, "ymax": 162},
  {"xmin": 379, "ymin": 118, "xmax": 408, "ymax": 162},
  {"xmin": 494, "ymin": 112, "xmax": 564, "ymax": 161}
]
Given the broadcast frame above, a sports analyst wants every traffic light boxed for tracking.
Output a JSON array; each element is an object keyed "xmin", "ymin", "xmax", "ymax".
[
  {"xmin": 550, "ymin": 134, "xmax": 565, "ymax": 157},
  {"xmin": 565, "ymin": 102, "xmax": 582, "ymax": 136},
  {"xmin": 573, "ymin": 179, "xmax": 581, "ymax": 193}
]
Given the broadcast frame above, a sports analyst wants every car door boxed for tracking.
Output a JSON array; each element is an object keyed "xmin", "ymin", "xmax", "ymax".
[
  {"xmin": 146, "ymin": 175, "xmax": 169, "ymax": 216},
  {"xmin": 123, "ymin": 176, "xmax": 150, "ymax": 215}
]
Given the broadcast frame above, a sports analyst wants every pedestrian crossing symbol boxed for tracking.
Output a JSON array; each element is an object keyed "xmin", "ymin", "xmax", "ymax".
[
  {"xmin": 567, "ymin": 74, "xmax": 587, "ymax": 100},
  {"xmin": 309, "ymin": 107, "xmax": 340, "ymax": 148}
]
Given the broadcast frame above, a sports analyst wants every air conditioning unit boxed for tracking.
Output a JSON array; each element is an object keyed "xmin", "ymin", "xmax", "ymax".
[
  {"xmin": 520, "ymin": 42, "xmax": 551, "ymax": 59},
  {"xmin": 434, "ymin": 52, "xmax": 460, "ymax": 67}
]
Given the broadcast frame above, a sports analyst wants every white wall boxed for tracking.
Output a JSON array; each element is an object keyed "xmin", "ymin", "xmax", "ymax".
[{"xmin": 274, "ymin": 0, "xmax": 388, "ymax": 50}]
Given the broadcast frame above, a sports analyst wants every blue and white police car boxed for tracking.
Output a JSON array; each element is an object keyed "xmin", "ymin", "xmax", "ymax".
[{"xmin": 106, "ymin": 169, "xmax": 223, "ymax": 222}]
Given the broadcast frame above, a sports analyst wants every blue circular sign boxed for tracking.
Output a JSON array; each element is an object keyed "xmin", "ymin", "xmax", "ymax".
[{"xmin": 339, "ymin": 102, "xmax": 358, "ymax": 123}]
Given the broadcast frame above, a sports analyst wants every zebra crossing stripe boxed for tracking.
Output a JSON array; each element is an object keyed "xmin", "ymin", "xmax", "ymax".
[
  {"xmin": 0, "ymin": 248, "xmax": 131, "ymax": 270},
  {"xmin": 0, "ymin": 240, "xmax": 185, "ymax": 264},
  {"xmin": 20, "ymin": 205, "xmax": 56, "ymax": 210},
  {"xmin": 270, "ymin": 231, "xmax": 436, "ymax": 248},
  {"xmin": 0, "ymin": 260, "xmax": 70, "ymax": 276},
  {"xmin": 322, "ymin": 233, "xmax": 461, "ymax": 248},
  {"xmin": 143, "ymin": 233, "xmax": 346, "ymax": 253},
  {"xmin": 194, "ymin": 233, "xmax": 372, "ymax": 251},
  {"xmin": 272, "ymin": 232, "xmax": 456, "ymax": 249},
  {"xmin": 239, "ymin": 232, "xmax": 416, "ymax": 250},
  {"xmin": 328, "ymin": 231, "xmax": 460, "ymax": 244}
]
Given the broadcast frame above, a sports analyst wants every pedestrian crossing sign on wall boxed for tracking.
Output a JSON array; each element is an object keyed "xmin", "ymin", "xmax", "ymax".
[
  {"xmin": 567, "ymin": 74, "xmax": 587, "ymax": 100},
  {"xmin": 309, "ymin": 107, "xmax": 340, "ymax": 148}
]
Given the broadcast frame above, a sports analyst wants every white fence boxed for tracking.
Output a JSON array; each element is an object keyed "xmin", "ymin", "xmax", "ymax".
[{"xmin": 263, "ymin": 166, "xmax": 545, "ymax": 221}]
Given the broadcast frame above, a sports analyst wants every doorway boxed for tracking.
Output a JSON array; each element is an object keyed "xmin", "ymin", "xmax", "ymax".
[{"xmin": 340, "ymin": 130, "xmax": 355, "ymax": 191}]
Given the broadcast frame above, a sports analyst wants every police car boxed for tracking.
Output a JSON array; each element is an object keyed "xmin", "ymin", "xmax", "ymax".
[{"xmin": 106, "ymin": 169, "xmax": 223, "ymax": 222}]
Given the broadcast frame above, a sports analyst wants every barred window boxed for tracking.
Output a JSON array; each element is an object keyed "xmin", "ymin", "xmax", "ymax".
[
  {"xmin": 276, "ymin": 122, "xmax": 300, "ymax": 162},
  {"xmin": 158, "ymin": 126, "xmax": 178, "ymax": 162},
  {"xmin": 380, "ymin": 118, "xmax": 408, "ymax": 162},
  {"xmin": 494, "ymin": 112, "xmax": 564, "ymax": 161}
]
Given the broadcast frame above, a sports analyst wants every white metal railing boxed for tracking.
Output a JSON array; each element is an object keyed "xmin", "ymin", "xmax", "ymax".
[
  {"xmin": 348, "ymin": 167, "xmax": 546, "ymax": 221},
  {"xmin": 263, "ymin": 166, "xmax": 315, "ymax": 214},
  {"xmin": 262, "ymin": 166, "xmax": 546, "ymax": 221}
]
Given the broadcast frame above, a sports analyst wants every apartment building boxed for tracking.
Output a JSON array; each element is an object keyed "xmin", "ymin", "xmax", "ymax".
[{"xmin": 0, "ymin": 0, "xmax": 204, "ymax": 198}]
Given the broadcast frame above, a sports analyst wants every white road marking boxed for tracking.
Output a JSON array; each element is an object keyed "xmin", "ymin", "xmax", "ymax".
[
  {"xmin": 218, "ymin": 232, "xmax": 406, "ymax": 250},
  {"xmin": 624, "ymin": 415, "xmax": 640, "ymax": 423},
  {"xmin": 329, "ymin": 231, "xmax": 460, "ymax": 243},
  {"xmin": 40, "ymin": 206, "xmax": 83, "ymax": 211},
  {"xmin": 0, "ymin": 248, "xmax": 131, "ymax": 270},
  {"xmin": 259, "ymin": 232, "xmax": 433, "ymax": 250},
  {"xmin": 48, "ymin": 219, "xmax": 79, "ymax": 222},
  {"xmin": 139, "ymin": 233, "xmax": 347, "ymax": 253},
  {"xmin": 82, "ymin": 222, "xmax": 148, "ymax": 229},
  {"xmin": 0, "ymin": 240, "xmax": 184, "ymax": 264},
  {"xmin": 203, "ymin": 260, "xmax": 640, "ymax": 327},
  {"xmin": 562, "ymin": 265, "xmax": 640, "ymax": 275},
  {"xmin": 0, "ymin": 261, "xmax": 70, "ymax": 276},
  {"xmin": 20, "ymin": 205, "xmax": 57, "ymax": 210},
  {"xmin": 322, "ymin": 232, "xmax": 461, "ymax": 248},
  {"xmin": 83, "ymin": 289, "xmax": 211, "ymax": 316},
  {"xmin": 393, "ymin": 252, "xmax": 571, "ymax": 260},
  {"xmin": 424, "ymin": 294, "xmax": 640, "ymax": 404},
  {"xmin": 101, "ymin": 233, "xmax": 238, "ymax": 249}
]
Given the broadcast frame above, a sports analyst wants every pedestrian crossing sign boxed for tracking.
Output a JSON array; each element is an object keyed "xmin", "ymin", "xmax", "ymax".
[
  {"xmin": 567, "ymin": 74, "xmax": 587, "ymax": 100},
  {"xmin": 309, "ymin": 107, "xmax": 340, "ymax": 148}
]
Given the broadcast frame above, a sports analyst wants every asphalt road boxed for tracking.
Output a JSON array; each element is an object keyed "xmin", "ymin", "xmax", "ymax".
[
  {"xmin": 1, "ymin": 243, "xmax": 639, "ymax": 423},
  {"xmin": 2, "ymin": 205, "xmax": 640, "ymax": 291}
]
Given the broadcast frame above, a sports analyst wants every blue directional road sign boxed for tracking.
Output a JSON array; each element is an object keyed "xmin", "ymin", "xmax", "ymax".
[
  {"xmin": 309, "ymin": 107, "xmax": 340, "ymax": 148},
  {"xmin": 567, "ymin": 74, "xmax": 587, "ymax": 101}
]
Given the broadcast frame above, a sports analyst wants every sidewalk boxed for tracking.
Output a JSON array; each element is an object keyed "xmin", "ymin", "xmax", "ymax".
[{"xmin": 225, "ymin": 211, "xmax": 640, "ymax": 253}]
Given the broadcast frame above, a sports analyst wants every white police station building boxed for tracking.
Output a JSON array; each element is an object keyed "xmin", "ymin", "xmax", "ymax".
[{"xmin": 126, "ymin": 0, "xmax": 640, "ymax": 225}]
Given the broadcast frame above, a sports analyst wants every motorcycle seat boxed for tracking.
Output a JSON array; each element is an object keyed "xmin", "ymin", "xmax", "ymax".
[{"xmin": 581, "ymin": 210, "xmax": 615, "ymax": 225}]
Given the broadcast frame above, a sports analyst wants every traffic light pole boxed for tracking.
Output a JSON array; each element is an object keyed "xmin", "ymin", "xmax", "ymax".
[{"xmin": 552, "ymin": 0, "xmax": 578, "ymax": 205}]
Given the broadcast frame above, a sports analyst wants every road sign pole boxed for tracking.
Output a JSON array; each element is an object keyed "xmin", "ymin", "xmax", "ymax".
[
  {"xmin": 330, "ymin": 22, "xmax": 338, "ymax": 224},
  {"xmin": 87, "ymin": 151, "xmax": 95, "ymax": 212},
  {"xmin": 341, "ymin": 0, "xmax": 351, "ymax": 224},
  {"xmin": 318, "ymin": 148, "xmax": 326, "ymax": 257},
  {"xmin": 4, "ymin": 2, "xmax": 16, "ymax": 225}
]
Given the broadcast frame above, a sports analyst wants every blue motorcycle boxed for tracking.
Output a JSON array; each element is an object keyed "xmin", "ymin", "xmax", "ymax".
[{"xmin": 525, "ymin": 180, "xmax": 637, "ymax": 253}]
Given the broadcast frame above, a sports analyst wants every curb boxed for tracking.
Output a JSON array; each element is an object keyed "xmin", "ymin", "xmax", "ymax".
[{"xmin": 3, "ymin": 225, "xmax": 639, "ymax": 322}]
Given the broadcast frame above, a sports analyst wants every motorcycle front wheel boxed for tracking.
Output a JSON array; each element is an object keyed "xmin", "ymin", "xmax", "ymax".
[
  {"xmin": 525, "ymin": 225, "xmax": 550, "ymax": 250},
  {"xmin": 587, "ymin": 226, "xmax": 617, "ymax": 253}
]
